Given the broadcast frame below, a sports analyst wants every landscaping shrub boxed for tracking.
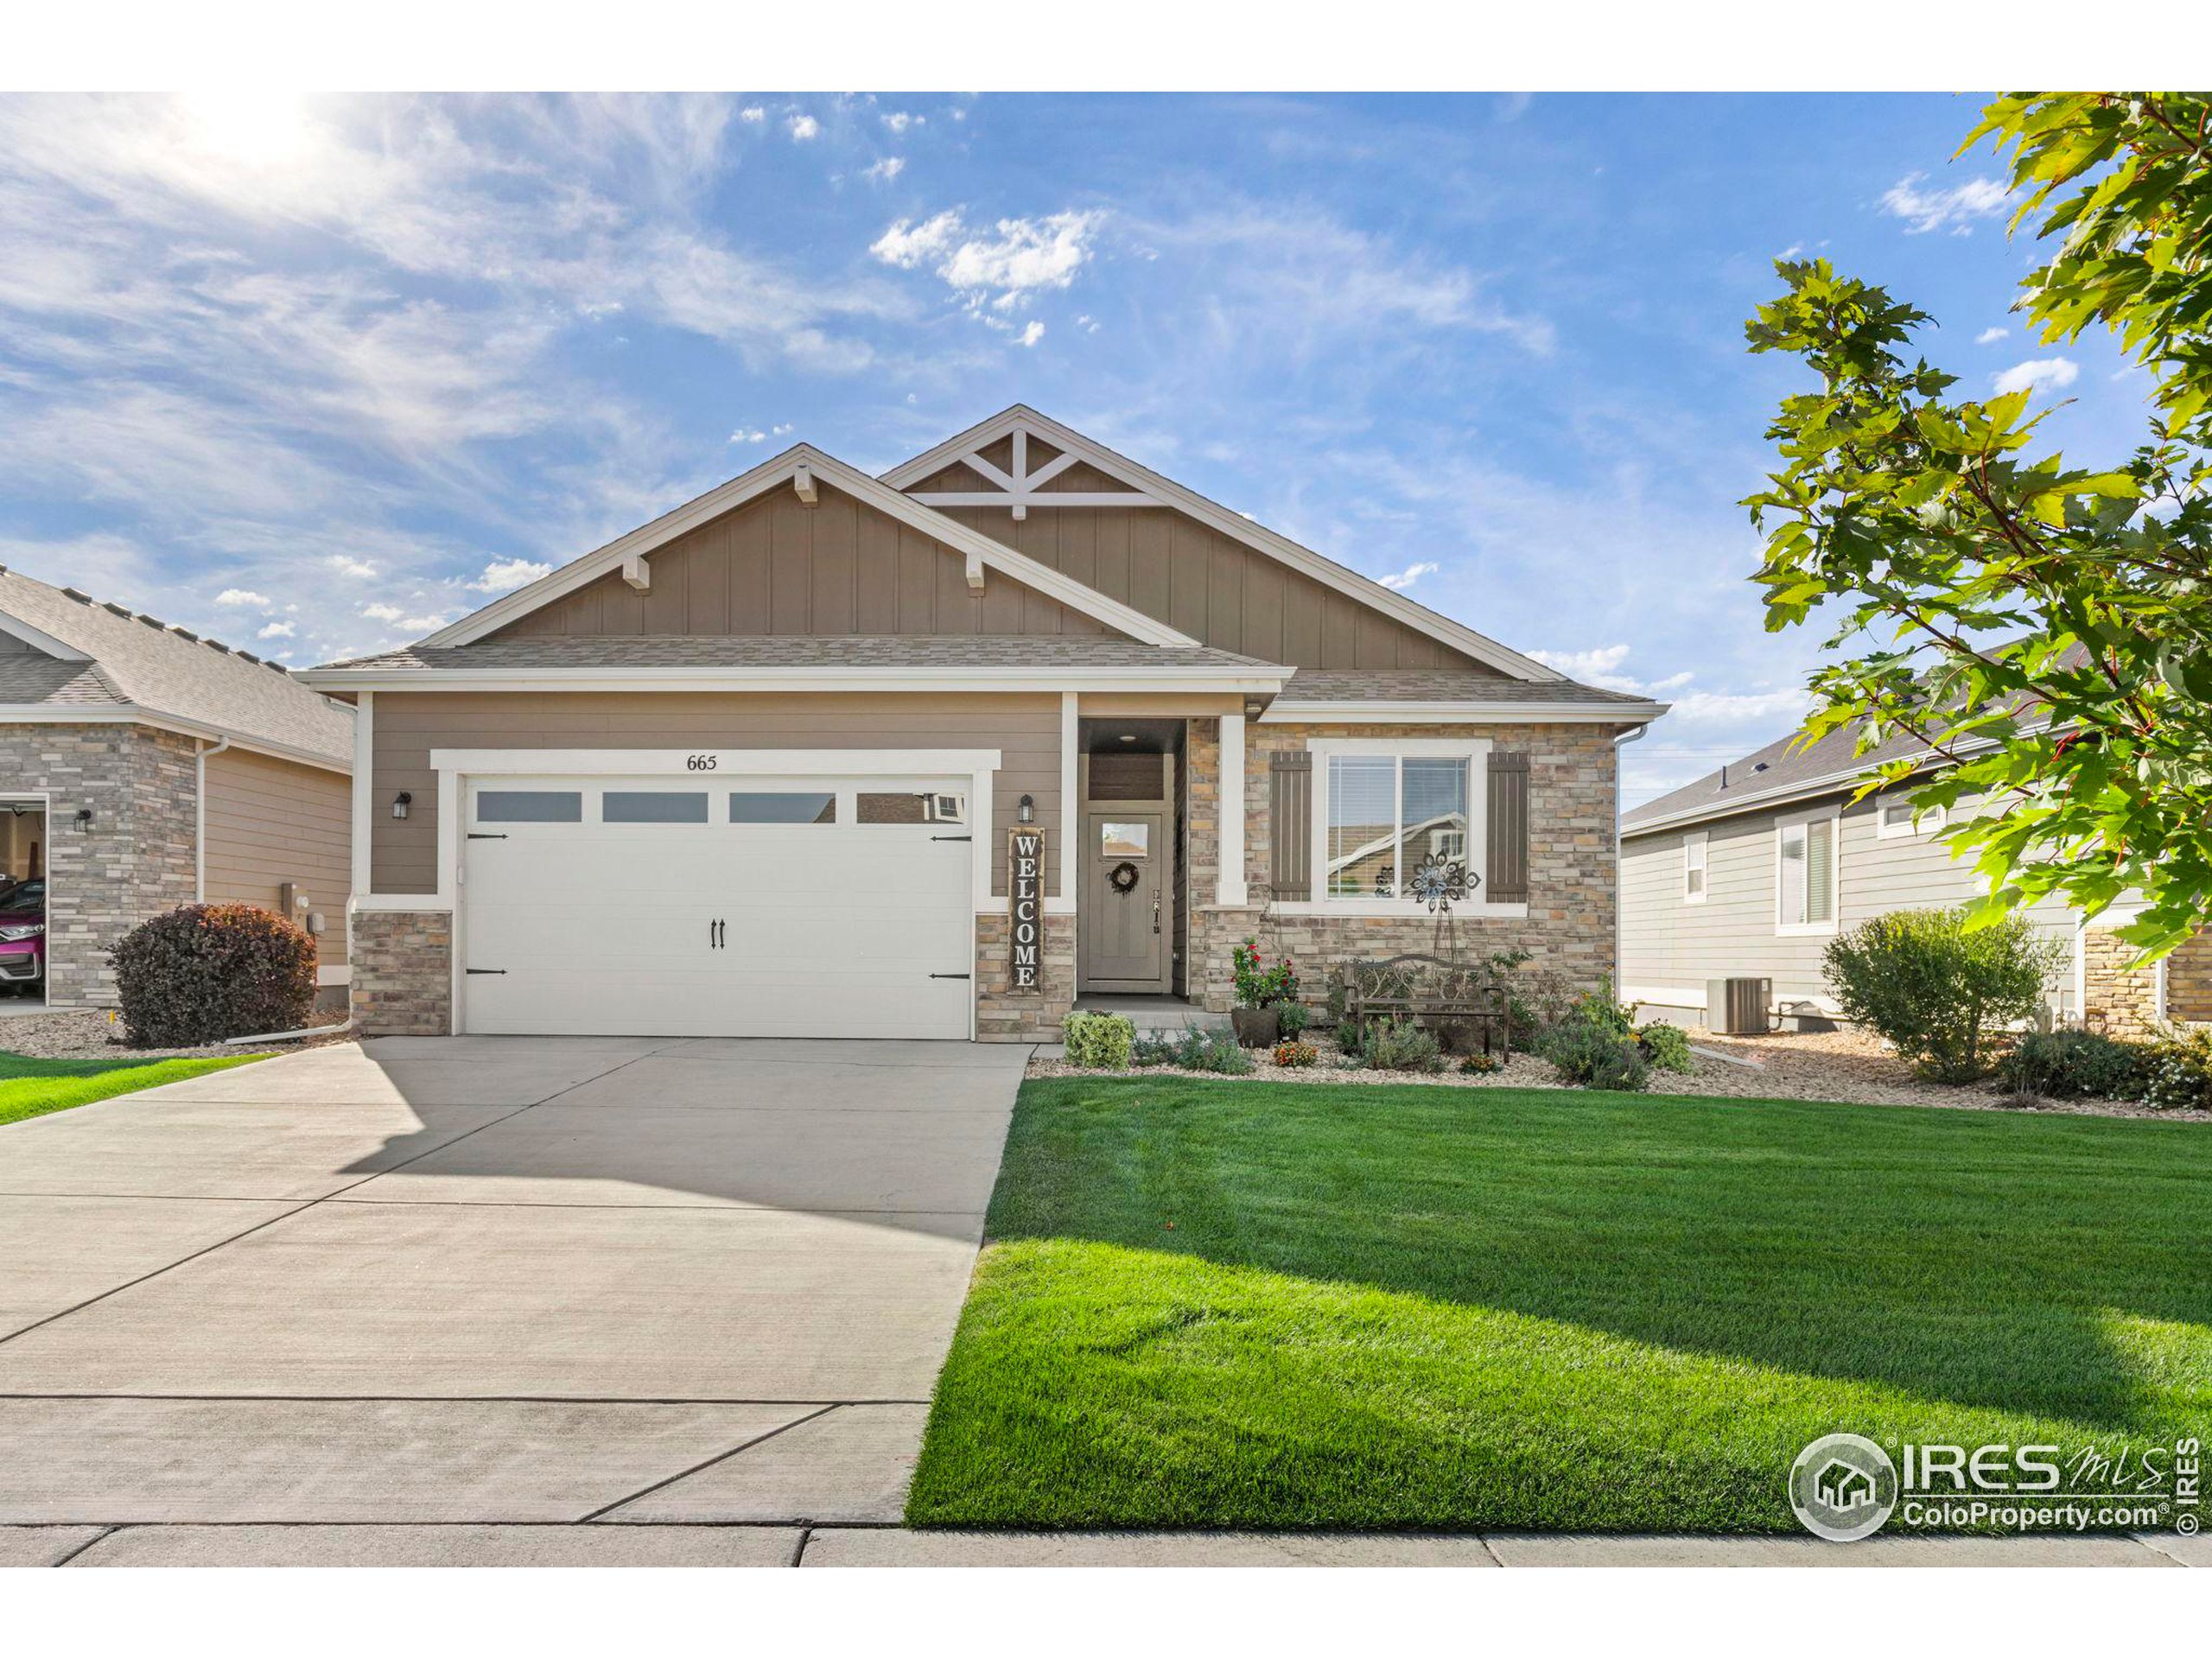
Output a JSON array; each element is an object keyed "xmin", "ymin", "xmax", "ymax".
[
  {"xmin": 1823, "ymin": 906, "xmax": 2063, "ymax": 1084},
  {"xmin": 1357, "ymin": 1016, "xmax": 1445, "ymax": 1073},
  {"xmin": 1459, "ymin": 1051, "xmax": 1502, "ymax": 1076},
  {"xmin": 1271, "ymin": 1038, "xmax": 1319, "ymax": 1069},
  {"xmin": 110, "ymin": 903, "xmax": 317, "ymax": 1047},
  {"xmin": 1129, "ymin": 1030, "xmax": 1181, "ymax": 1069},
  {"xmin": 2141, "ymin": 1027, "xmax": 2212, "ymax": 1113},
  {"xmin": 1636, "ymin": 1021, "xmax": 1695, "ymax": 1075},
  {"xmin": 1994, "ymin": 1027, "xmax": 2149, "ymax": 1100},
  {"xmin": 1567, "ymin": 977, "xmax": 1637, "ymax": 1039},
  {"xmin": 1276, "ymin": 1001, "xmax": 1311, "ymax": 1039},
  {"xmin": 1060, "ymin": 1011, "xmax": 1135, "ymax": 1071},
  {"xmin": 1173, "ymin": 1027, "xmax": 1255, "ymax": 1076},
  {"xmin": 1541, "ymin": 1019, "xmax": 1651, "ymax": 1091}
]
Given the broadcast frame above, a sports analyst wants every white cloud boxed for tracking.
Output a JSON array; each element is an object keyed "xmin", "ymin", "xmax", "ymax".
[
  {"xmin": 1993, "ymin": 357, "xmax": 2080, "ymax": 397},
  {"xmin": 871, "ymin": 209, "xmax": 1101, "ymax": 309},
  {"xmin": 1529, "ymin": 643, "xmax": 1631, "ymax": 681},
  {"xmin": 880, "ymin": 111, "xmax": 923, "ymax": 135},
  {"xmin": 862, "ymin": 156, "xmax": 905, "ymax": 183},
  {"xmin": 786, "ymin": 114, "xmax": 820, "ymax": 142},
  {"xmin": 738, "ymin": 107, "xmax": 766, "ymax": 124},
  {"xmin": 360, "ymin": 602, "xmax": 404, "ymax": 623},
  {"xmin": 1376, "ymin": 560, "xmax": 1440, "ymax": 591},
  {"xmin": 400, "ymin": 613, "xmax": 450, "ymax": 632},
  {"xmin": 771, "ymin": 422, "xmax": 792, "ymax": 435},
  {"xmin": 327, "ymin": 556, "xmax": 377, "ymax": 579},
  {"xmin": 214, "ymin": 588, "xmax": 270, "ymax": 607},
  {"xmin": 730, "ymin": 428, "xmax": 768, "ymax": 443},
  {"xmin": 1975, "ymin": 326, "xmax": 2010, "ymax": 345},
  {"xmin": 1016, "ymin": 320, "xmax": 1045, "ymax": 347},
  {"xmin": 1880, "ymin": 172, "xmax": 2011, "ymax": 235},
  {"xmin": 256, "ymin": 620, "xmax": 295, "ymax": 639},
  {"xmin": 468, "ymin": 557, "xmax": 551, "ymax": 593}
]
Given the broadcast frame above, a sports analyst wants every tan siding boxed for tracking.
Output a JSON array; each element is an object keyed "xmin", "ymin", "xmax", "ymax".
[
  {"xmin": 497, "ymin": 481, "xmax": 1105, "ymax": 642},
  {"xmin": 935, "ymin": 502, "xmax": 1495, "ymax": 672},
  {"xmin": 1622, "ymin": 791, "xmax": 2076, "ymax": 1017},
  {"xmin": 370, "ymin": 691, "xmax": 1064, "ymax": 899},
  {"xmin": 201, "ymin": 747, "xmax": 352, "ymax": 969}
]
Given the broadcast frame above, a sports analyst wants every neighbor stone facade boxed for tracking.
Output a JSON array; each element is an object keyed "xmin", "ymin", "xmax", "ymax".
[
  {"xmin": 0, "ymin": 721, "xmax": 198, "ymax": 1007},
  {"xmin": 2082, "ymin": 927, "xmax": 2162, "ymax": 1040},
  {"xmin": 2167, "ymin": 928, "xmax": 2212, "ymax": 1027},
  {"xmin": 1180, "ymin": 716, "xmax": 1630, "ymax": 1015},
  {"xmin": 351, "ymin": 907, "xmax": 454, "ymax": 1035}
]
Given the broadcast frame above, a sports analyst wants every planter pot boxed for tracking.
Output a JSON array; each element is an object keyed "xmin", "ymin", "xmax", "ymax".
[{"xmin": 1230, "ymin": 1007, "xmax": 1281, "ymax": 1048}]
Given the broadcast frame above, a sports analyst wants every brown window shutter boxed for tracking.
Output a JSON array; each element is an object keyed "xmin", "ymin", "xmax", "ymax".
[
  {"xmin": 1269, "ymin": 749, "xmax": 1313, "ymax": 897},
  {"xmin": 1486, "ymin": 752, "xmax": 1529, "ymax": 903}
]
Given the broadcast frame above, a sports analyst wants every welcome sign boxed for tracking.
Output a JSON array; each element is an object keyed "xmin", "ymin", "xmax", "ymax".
[{"xmin": 1007, "ymin": 827, "xmax": 1043, "ymax": 991}]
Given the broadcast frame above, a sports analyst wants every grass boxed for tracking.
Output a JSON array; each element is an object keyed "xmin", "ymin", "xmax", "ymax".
[
  {"xmin": 908, "ymin": 1078, "xmax": 2212, "ymax": 1532},
  {"xmin": 0, "ymin": 1049, "xmax": 265, "ymax": 1127}
]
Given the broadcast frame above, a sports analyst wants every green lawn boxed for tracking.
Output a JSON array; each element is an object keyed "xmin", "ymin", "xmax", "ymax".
[
  {"xmin": 908, "ymin": 1078, "xmax": 2212, "ymax": 1532},
  {"xmin": 0, "ymin": 1050, "xmax": 265, "ymax": 1127}
]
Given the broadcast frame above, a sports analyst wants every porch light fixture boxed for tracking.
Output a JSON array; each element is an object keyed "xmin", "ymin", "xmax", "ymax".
[
  {"xmin": 1118, "ymin": 733, "xmax": 1136, "ymax": 743},
  {"xmin": 1017, "ymin": 794, "xmax": 1035, "ymax": 824},
  {"xmin": 391, "ymin": 791, "xmax": 412, "ymax": 820},
  {"xmin": 74, "ymin": 808, "xmax": 92, "ymax": 832}
]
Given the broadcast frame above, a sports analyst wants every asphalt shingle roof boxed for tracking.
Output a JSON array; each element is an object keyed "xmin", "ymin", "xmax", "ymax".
[
  {"xmin": 1278, "ymin": 669, "xmax": 1654, "ymax": 705},
  {"xmin": 1622, "ymin": 721, "xmax": 1930, "ymax": 832},
  {"xmin": 0, "ymin": 568, "xmax": 353, "ymax": 766}
]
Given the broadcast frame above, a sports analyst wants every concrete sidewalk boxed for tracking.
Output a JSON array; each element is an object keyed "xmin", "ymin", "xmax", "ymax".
[{"xmin": 5, "ymin": 1524, "xmax": 2202, "ymax": 1567}]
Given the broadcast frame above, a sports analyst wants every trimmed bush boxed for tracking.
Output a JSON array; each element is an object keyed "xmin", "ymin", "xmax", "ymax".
[
  {"xmin": 2141, "ymin": 1027, "xmax": 2212, "ymax": 1112},
  {"xmin": 1541, "ymin": 1018, "xmax": 1652, "ymax": 1091},
  {"xmin": 1994, "ymin": 1028, "xmax": 2149, "ymax": 1100},
  {"xmin": 111, "ymin": 903, "xmax": 317, "ymax": 1048},
  {"xmin": 1061, "ymin": 1011, "xmax": 1135, "ymax": 1070},
  {"xmin": 1637, "ymin": 1021, "xmax": 1695, "ymax": 1075},
  {"xmin": 1823, "ymin": 906, "xmax": 2063, "ymax": 1084}
]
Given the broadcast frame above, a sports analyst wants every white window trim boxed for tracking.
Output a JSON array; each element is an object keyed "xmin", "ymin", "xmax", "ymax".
[
  {"xmin": 1775, "ymin": 805, "xmax": 1841, "ymax": 937},
  {"xmin": 1682, "ymin": 830, "xmax": 1708, "ymax": 904},
  {"xmin": 1304, "ymin": 735, "xmax": 1516, "ymax": 916},
  {"xmin": 1876, "ymin": 792, "xmax": 1945, "ymax": 839}
]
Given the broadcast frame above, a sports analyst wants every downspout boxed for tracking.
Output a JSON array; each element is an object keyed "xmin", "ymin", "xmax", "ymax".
[
  {"xmin": 195, "ymin": 734, "xmax": 232, "ymax": 901},
  {"xmin": 1613, "ymin": 723, "xmax": 1649, "ymax": 999}
]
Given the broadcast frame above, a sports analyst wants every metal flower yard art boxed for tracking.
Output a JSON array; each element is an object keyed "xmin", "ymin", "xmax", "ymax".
[{"xmin": 1408, "ymin": 853, "xmax": 1478, "ymax": 959}]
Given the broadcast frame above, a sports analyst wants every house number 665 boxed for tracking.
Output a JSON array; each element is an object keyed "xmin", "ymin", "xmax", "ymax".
[{"xmin": 685, "ymin": 754, "xmax": 718, "ymax": 771}]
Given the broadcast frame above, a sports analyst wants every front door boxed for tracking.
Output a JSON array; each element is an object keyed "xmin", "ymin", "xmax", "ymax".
[{"xmin": 1082, "ymin": 810, "xmax": 1167, "ymax": 992}]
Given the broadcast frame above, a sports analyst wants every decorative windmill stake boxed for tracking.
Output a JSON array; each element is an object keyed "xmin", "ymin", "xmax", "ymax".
[{"xmin": 1408, "ymin": 854, "xmax": 1478, "ymax": 960}]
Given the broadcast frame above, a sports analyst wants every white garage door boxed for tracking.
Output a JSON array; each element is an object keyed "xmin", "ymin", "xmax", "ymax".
[{"xmin": 460, "ymin": 775, "xmax": 975, "ymax": 1039}]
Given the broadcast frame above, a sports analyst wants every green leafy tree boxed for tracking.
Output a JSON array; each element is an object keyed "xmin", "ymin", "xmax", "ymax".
[{"xmin": 1744, "ymin": 92, "xmax": 2212, "ymax": 959}]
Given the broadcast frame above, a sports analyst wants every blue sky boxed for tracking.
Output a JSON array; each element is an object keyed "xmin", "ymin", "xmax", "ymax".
[{"xmin": 0, "ymin": 92, "xmax": 2152, "ymax": 803}]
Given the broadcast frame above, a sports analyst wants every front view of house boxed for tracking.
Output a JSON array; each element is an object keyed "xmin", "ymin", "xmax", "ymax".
[{"xmin": 303, "ymin": 407, "xmax": 1663, "ymax": 1039}]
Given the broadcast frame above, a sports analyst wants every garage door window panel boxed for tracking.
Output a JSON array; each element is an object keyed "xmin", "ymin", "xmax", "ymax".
[
  {"xmin": 603, "ymin": 791, "xmax": 709, "ymax": 823},
  {"xmin": 730, "ymin": 791, "xmax": 837, "ymax": 824},
  {"xmin": 476, "ymin": 791, "xmax": 582, "ymax": 823}
]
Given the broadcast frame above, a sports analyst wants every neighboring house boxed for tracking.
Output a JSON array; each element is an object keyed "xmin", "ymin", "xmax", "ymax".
[
  {"xmin": 301, "ymin": 405, "xmax": 1667, "ymax": 1040},
  {"xmin": 0, "ymin": 567, "xmax": 355, "ymax": 1009},
  {"xmin": 1619, "ymin": 711, "xmax": 2212, "ymax": 1037}
]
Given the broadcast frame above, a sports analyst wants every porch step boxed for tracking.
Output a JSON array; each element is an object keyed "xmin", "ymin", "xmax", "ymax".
[{"xmin": 1071, "ymin": 996, "xmax": 1232, "ymax": 1034}]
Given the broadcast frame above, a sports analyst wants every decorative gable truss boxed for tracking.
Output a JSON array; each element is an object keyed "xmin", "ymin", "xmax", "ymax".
[{"xmin": 901, "ymin": 419, "xmax": 1160, "ymax": 521}]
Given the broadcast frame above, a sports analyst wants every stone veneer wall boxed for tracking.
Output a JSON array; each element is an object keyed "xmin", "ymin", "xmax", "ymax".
[
  {"xmin": 2082, "ymin": 927, "xmax": 2162, "ymax": 1039},
  {"xmin": 976, "ymin": 909, "xmax": 1075, "ymax": 1041},
  {"xmin": 1181, "ymin": 716, "xmax": 1630, "ymax": 1015},
  {"xmin": 351, "ymin": 908, "xmax": 454, "ymax": 1035},
  {"xmin": 0, "ymin": 722, "xmax": 198, "ymax": 1007},
  {"xmin": 2166, "ymin": 927, "xmax": 2212, "ymax": 1027}
]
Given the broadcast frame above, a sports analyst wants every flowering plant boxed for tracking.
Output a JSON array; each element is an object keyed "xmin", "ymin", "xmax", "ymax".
[{"xmin": 1231, "ymin": 937, "xmax": 1300, "ymax": 1009}]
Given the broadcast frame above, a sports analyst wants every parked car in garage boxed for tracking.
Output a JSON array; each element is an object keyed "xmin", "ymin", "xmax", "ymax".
[{"xmin": 0, "ymin": 875, "xmax": 46, "ymax": 995}]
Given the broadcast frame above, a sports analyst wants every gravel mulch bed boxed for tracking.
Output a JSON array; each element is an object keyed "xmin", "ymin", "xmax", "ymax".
[
  {"xmin": 0, "ymin": 1006, "xmax": 354, "ymax": 1063},
  {"xmin": 1029, "ymin": 1024, "xmax": 2209, "ymax": 1122}
]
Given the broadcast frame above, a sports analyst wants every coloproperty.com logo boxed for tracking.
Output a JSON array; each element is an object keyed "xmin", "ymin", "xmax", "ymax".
[{"xmin": 1789, "ymin": 1433, "xmax": 2202, "ymax": 1542}]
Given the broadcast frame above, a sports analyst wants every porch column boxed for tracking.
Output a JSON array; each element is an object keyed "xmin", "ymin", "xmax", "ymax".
[{"xmin": 1217, "ymin": 712, "xmax": 1247, "ymax": 906}]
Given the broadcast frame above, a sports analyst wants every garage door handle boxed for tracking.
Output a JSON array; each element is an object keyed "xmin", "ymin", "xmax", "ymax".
[
  {"xmin": 930, "ymin": 972, "xmax": 971, "ymax": 980},
  {"xmin": 467, "ymin": 833, "xmax": 507, "ymax": 841},
  {"xmin": 466, "ymin": 969, "xmax": 506, "ymax": 976},
  {"xmin": 931, "ymin": 835, "xmax": 972, "ymax": 842}
]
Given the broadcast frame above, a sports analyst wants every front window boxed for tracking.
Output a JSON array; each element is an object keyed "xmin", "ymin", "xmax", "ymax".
[
  {"xmin": 1325, "ymin": 753, "xmax": 1470, "ymax": 899},
  {"xmin": 1778, "ymin": 814, "xmax": 1837, "ymax": 931}
]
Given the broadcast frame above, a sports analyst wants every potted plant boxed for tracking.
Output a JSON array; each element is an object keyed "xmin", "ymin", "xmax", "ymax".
[{"xmin": 1230, "ymin": 938, "xmax": 1300, "ymax": 1046}]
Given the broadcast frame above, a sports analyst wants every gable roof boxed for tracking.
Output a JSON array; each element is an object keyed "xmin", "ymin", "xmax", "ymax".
[
  {"xmin": 417, "ymin": 444, "xmax": 1202, "ymax": 652},
  {"xmin": 0, "ymin": 566, "xmax": 353, "ymax": 769},
  {"xmin": 880, "ymin": 405, "xmax": 1566, "ymax": 683},
  {"xmin": 1621, "ymin": 718, "xmax": 1931, "ymax": 835}
]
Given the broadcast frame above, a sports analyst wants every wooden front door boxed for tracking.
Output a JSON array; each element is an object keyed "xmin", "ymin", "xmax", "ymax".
[{"xmin": 1082, "ymin": 810, "xmax": 1167, "ymax": 992}]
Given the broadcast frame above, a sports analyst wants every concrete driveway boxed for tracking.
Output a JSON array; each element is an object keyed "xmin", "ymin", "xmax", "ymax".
[{"xmin": 0, "ymin": 1034, "xmax": 1027, "ymax": 1551}]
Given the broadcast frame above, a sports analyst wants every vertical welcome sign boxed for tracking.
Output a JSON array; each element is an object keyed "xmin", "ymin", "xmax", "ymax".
[{"xmin": 1007, "ymin": 827, "xmax": 1043, "ymax": 991}]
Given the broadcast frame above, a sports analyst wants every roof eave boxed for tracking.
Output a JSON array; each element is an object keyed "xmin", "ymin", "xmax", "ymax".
[
  {"xmin": 296, "ymin": 663, "xmax": 1294, "ymax": 695},
  {"xmin": 0, "ymin": 702, "xmax": 351, "ymax": 773},
  {"xmin": 1262, "ymin": 697, "xmax": 1668, "ymax": 725}
]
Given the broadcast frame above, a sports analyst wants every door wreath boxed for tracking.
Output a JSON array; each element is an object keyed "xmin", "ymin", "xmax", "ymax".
[{"xmin": 1108, "ymin": 860, "xmax": 1141, "ymax": 894}]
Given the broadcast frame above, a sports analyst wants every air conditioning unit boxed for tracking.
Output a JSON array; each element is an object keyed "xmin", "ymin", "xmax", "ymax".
[{"xmin": 1707, "ymin": 976, "xmax": 1771, "ymax": 1036}]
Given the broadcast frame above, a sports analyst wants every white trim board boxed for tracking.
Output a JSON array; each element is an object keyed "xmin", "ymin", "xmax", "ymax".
[
  {"xmin": 300, "ymin": 663, "xmax": 1289, "ymax": 695},
  {"xmin": 415, "ymin": 444, "xmax": 1201, "ymax": 652},
  {"xmin": 0, "ymin": 703, "xmax": 351, "ymax": 774},
  {"xmin": 1263, "ymin": 698, "xmax": 1665, "ymax": 725},
  {"xmin": 882, "ymin": 405, "xmax": 1565, "ymax": 683}
]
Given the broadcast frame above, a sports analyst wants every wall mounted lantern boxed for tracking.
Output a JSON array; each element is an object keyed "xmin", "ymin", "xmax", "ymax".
[
  {"xmin": 1017, "ymin": 793, "xmax": 1035, "ymax": 824},
  {"xmin": 391, "ymin": 791, "xmax": 412, "ymax": 820}
]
